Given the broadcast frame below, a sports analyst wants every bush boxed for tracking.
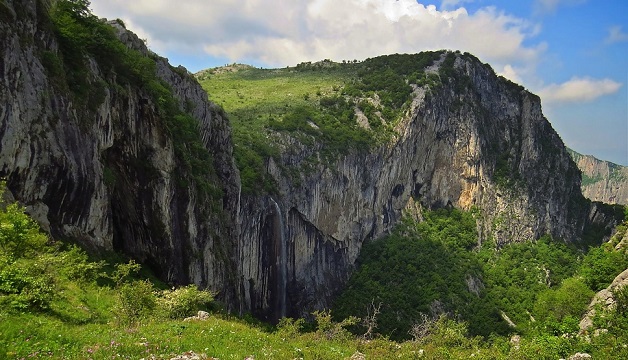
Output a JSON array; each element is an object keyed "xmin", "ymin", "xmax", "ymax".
[
  {"xmin": 0, "ymin": 185, "xmax": 56, "ymax": 311},
  {"xmin": 425, "ymin": 315, "xmax": 472, "ymax": 348},
  {"xmin": 116, "ymin": 279, "xmax": 156, "ymax": 325},
  {"xmin": 109, "ymin": 260, "xmax": 141, "ymax": 286},
  {"xmin": 0, "ymin": 202, "xmax": 48, "ymax": 260},
  {"xmin": 613, "ymin": 284, "xmax": 628, "ymax": 317},
  {"xmin": 157, "ymin": 285, "xmax": 215, "ymax": 319},
  {"xmin": 408, "ymin": 313, "xmax": 437, "ymax": 342},
  {"xmin": 57, "ymin": 245, "xmax": 106, "ymax": 283},
  {"xmin": 276, "ymin": 317, "xmax": 305, "ymax": 339},
  {"xmin": 580, "ymin": 246, "xmax": 628, "ymax": 291},
  {"xmin": 313, "ymin": 310, "xmax": 358, "ymax": 341},
  {"xmin": 533, "ymin": 277, "xmax": 593, "ymax": 327},
  {"xmin": 0, "ymin": 261, "xmax": 55, "ymax": 311}
]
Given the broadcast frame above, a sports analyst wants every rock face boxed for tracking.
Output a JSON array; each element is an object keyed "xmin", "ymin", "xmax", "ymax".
[
  {"xmin": 0, "ymin": 1, "xmax": 615, "ymax": 321},
  {"xmin": 237, "ymin": 53, "xmax": 601, "ymax": 319},
  {"xmin": 0, "ymin": 0, "xmax": 240, "ymax": 303},
  {"xmin": 579, "ymin": 267, "xmax": 628, "ymax": 334},
  {"xmin": 579, "ymin": 227, "xmax": 628, "ymax": 334},
  {"xmin": 569, "ymin": 149, "xmax": 628, "ymax": 205}
]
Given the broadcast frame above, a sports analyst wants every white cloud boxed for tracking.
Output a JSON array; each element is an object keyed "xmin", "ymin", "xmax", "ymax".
[
  {"xmin": 534, "ymin": 0, "xmax": 586, "ymax": 14},
  {"xmin": 605, "ymin": 26, "xmax": 628, "ymax": 44},
  {"xmin": 497, "ymin": 64, "xmax": 524, "ymax": 84},
  {"xmin": 441, "ymin": 0, "xmax": 474, "ymax": 10},
  {"xmin": 537, "ymin": 77, "xmax": 622, "ymax": 104},
  {"xmin": 89, "ymin": 0, "xmax": 544, "ymax": 76}
]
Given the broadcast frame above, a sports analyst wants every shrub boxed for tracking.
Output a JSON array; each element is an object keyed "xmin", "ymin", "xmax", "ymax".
[
  {"xmin": 580, "ymin": 246, "xmax": 628, "ymax": 291},
  {"xmin": 408, "ymin": 313, "xmax": 438, "ymax": 342},
  {"xmin": 0, "ymin": 202, "xmax": 48, "ymax": 260},
  {"xmin": 422, "ymin": 315, "xmax": 471, "ymax": 348},
  {"xmin": 276, "ymin": 317, "xmax": 305, "ymax": 339},
  {"xmin": 613, "ymin": 284, "xmax": 628, "ymax": 317},
  {"xmin": 0, "ymin": 261, "xmax": 55, "ymax": 311},
  {"xmin": 0, "ymin": 184, "xmax": 55, "ymax": 311},
  {"xmin": 157, "ymin": 284, "xmax": 215, "ymax": 319},
  {"xmin": 57, "ymin": 245, "xmax": 106, "ymax": 283},
  {"xmin": 313, "ymin": 310, "xmax": 358, "ymax": 341},
  {"xmin": 110, "ymin": 260, "xmax": 141, "ymax": 286},
  {"xmin": 115, "ymin": 279, "xmax": 156, "ymax": 325},
  {"xmin": 533, "ymin": 277, "xmax": 593, "ymax": 327}
]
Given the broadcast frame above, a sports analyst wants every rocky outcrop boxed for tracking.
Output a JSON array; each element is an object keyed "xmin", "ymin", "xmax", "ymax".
[
  {"xmin": 238, "ymin": 52, "xmax": 603, "ymax": 319},
  {"xmin": 579, "ymin": 226, "xmax": 628, "ymax": 334},
  {"xmin": 569, "ymin": 149, "xmax": 628, "ymax": 205},
  {"xmin": 579, "ymin": 267, "xmax": 628, "ymax": 334},
  {"xmin": 0, "ymin": 0, "xmax": 240, "ymax": 303}
]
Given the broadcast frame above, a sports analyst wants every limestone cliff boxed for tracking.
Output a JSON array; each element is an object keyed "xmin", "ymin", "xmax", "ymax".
[
  {"xmin": 237, "ymin": 52, "xmax": 603, "ymax": 319},
  {"xmin": 0, "ymin": 0, "xmax": 240, "ymax": 302},
  {"xmin": 568, "ymin": 149, "xmax": 628, "ymax": 205}
]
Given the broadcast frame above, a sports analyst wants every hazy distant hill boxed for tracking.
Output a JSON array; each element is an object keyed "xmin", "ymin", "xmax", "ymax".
[{"xmin": 568, "ymin": 149, "xmax": 628, "ymax": 205}]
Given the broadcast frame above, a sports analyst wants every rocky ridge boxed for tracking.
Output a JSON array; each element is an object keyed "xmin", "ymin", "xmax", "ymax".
[
  {"xmin": 237, "ymin": 52, "xmax": 608, "ymax": 319},
  {"xmin": 569, "ymin": 149, "xmax": 628, "ymax": 205},
  {"xmin": 579, "ymin": 266, "xmax": 628, "ymax": 334},
  {"xmin": 579, "ymin": 225, "xmax": 628, "ymax": 334}
]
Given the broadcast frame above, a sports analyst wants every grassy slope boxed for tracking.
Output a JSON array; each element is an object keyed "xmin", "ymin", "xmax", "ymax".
[
  {"xmin": 3, "ymin": 202, "xmax": 628, "ymax": 359},
  {"xmin": 197, "ymin": 64, "xmax": 357, "ymax": 193},
  {"xmin": 2, "ymin": 312, "xmax": 356, "ymax": 359},
  {"xmin": 198, "ymin": 64, "xmax": 353, "ymax": 123},
  {"xmin": 0, "ymin": 189, "xmax": 479, "ymax": 360},
  {"xmin": 195, "ymin": 53, "xmax": 443, "ymax": 193}
]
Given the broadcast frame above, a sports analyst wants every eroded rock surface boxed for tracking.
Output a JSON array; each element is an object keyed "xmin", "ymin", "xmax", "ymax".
[{"xmin": 569, "ymin": 149, "xmax": 628, "ymax": 205}]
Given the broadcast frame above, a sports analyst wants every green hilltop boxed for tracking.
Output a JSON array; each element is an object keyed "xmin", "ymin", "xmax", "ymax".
[{"xmin": 195, "ymin": 52, "xmax": 445, "ymax": 193}]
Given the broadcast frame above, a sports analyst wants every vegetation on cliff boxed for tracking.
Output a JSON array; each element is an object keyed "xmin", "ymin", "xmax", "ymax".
[
  {"xmin": 196, "ymin": 52, "xmax": 445, "ymax": 193},
  {"xmin": 332, "ymin": 208, "xmax": 628, "ymax": 356},
  {"xmin": 2, "ymin": 192, "xmax": 628, "ymax": 359},
  {"xmin": 44, "ymin": 0, "xmax": 223, "ymax": 200}
]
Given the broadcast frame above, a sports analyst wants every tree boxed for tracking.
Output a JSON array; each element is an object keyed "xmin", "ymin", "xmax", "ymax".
[
  {"xmin": 0, "ymin": 186, "xmax": 48, "ymax": 260},
  {"xmin": 533, "ymin": 277, "xmax": 593, "ymax": 334},
  {"xmin": 53, "ymin": 0, "xmax": 93, "ymax": 20},
  {"xmin": 613, "ymin": 284, "xmax": 628, "ymax": 317},
  {"xmin": 361, "ymin": 300, "xmax": 382, "ymax": 340}
]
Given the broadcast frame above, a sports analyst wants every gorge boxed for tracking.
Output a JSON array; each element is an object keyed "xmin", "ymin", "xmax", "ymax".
[{"xmin": 0, "ymin": 0, "xmax": 622, "ymax": 323}]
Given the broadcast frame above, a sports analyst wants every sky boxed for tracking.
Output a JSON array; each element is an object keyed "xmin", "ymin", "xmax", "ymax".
[{"xmin": 89, "ymin": 0, "xmax": 628, "ymax": 165}]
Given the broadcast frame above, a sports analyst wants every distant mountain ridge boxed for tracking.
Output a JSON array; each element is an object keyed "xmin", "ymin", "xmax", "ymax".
[{"xmin": 568, "ymin": 149, "xmax": 628, "ymax": 205}]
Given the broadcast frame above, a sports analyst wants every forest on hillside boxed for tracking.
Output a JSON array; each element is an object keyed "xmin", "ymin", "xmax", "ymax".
[{"xmin": 2, "ymin": 188, "xmax": 628, "ymax": 359}]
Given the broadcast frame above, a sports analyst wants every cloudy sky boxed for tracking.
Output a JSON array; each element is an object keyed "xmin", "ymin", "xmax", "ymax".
[{"xmin": 90, "ymin": 0, "xmax": 627, "ymax": 165}]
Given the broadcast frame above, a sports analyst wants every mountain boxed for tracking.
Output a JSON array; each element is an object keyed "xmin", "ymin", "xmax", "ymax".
[
  {"xmin": 213, "ymin": 53, "xmax": 620, "ymax": 320},
  {"xmin": 0, "ymin": 0, "xmax": 241, "ymax": 304},
  {"xmin": 0, "ymin": 0, "xmax": 620, "ymax": 322},
  {"xmin": 568, "ymin": 149, "xmax": 628, "ymax": 205}
]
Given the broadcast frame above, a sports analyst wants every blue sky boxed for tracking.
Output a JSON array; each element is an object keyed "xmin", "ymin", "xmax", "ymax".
[{"xmin": 90, "ymin": 0, "xmax": 627, "ymax": 165}]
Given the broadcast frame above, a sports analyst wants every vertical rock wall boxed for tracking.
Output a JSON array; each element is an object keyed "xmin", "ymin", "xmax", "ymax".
[
  {"xmin": 0, "ymin": 0, "xmax": 241, "ymax": 303},
  {"xmin": 569, "ymin": 149, "xmax": 628, "ymax": 205},
  {"xmin": 237, "ymin": 52, "xmax": 593, "ymax": 319}
]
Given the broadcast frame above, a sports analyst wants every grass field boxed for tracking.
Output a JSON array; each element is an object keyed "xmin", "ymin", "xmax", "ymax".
[{"xmin": 196, "ymin": 63, "xmax": 364, "ymax": 193}]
